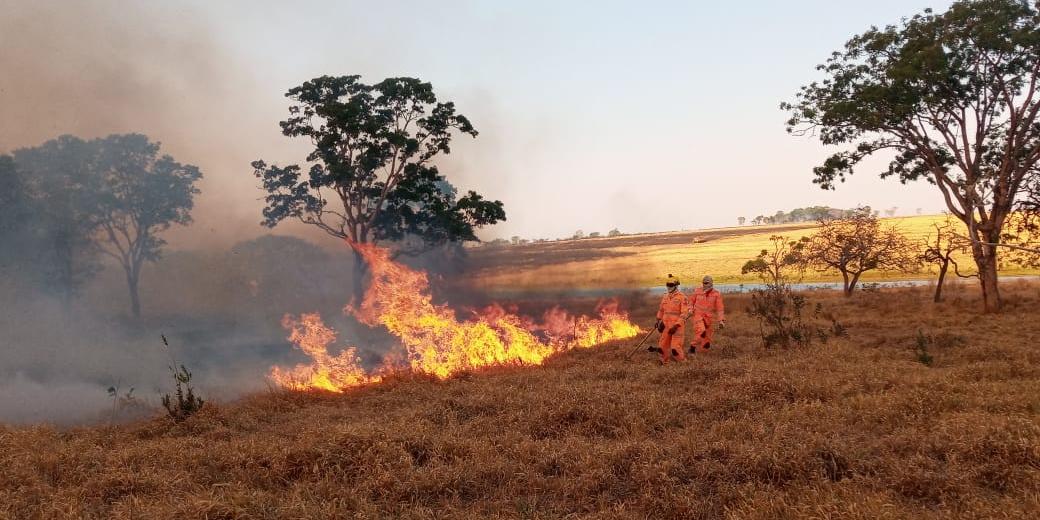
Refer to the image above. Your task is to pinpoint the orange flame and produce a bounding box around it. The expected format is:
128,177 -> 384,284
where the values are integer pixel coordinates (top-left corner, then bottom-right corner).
269,243 -> 639,391
268,313 -> 377,392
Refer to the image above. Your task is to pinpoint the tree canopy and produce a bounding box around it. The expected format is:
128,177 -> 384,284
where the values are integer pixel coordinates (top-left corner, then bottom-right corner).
797,212 -> 919,296
783,0 -> 1040,312
93,134 -> 202,317
252,75 -> 505,257
12,136 -> 106,302
8,134 -> 201,316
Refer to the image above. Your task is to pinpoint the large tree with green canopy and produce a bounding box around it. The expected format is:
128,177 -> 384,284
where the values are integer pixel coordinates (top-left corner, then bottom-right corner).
783,0 -> 1040,312
251,75 -> 506,293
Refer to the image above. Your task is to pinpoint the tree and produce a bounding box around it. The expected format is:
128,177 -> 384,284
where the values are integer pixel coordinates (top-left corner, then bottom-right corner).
93,134 -> 202,318
588,231 -> 601,238
252,76 -> 505,291
0,156 -> 33,276
740,235 -> 832,349
798,211 -> 919,296
921,217 -> 973,302
783,0 -> 1040,312
12,136 -> 105,305
741,235 -> 804,285
608,228 -> 622,237
572,230 -> 585,240
737,217 -> 746,226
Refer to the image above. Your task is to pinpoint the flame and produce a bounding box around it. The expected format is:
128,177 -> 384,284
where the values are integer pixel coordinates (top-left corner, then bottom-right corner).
269,242 -> 639,391
268,313 -> 376,392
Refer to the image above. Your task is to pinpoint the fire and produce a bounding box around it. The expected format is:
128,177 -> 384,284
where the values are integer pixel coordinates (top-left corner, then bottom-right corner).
269,242 -> 640,391
268,313 -> 377,392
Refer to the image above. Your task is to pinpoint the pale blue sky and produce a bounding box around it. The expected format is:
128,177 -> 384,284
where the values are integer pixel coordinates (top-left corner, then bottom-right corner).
1,0 -> 957,243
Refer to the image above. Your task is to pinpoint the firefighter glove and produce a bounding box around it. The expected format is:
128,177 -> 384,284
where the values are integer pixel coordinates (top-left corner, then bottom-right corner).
655,319 -> 665,332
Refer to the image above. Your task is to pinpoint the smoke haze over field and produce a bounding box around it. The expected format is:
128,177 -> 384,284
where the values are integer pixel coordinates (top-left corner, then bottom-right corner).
0,0 -> 309,249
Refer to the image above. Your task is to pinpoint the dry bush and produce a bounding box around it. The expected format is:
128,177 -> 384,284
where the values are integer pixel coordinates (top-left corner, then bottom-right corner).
1,284 -> 1039,519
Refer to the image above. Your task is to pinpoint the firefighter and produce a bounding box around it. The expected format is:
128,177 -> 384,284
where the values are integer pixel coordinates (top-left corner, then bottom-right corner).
654,274 -> 688,364
688,275 -> 725,354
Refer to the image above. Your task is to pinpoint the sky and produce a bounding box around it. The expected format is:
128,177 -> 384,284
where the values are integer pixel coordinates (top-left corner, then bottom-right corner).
0,0 -> 958,246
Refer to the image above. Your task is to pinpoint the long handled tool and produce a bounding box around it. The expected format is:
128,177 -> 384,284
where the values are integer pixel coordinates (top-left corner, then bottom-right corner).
625,327 -> 658,360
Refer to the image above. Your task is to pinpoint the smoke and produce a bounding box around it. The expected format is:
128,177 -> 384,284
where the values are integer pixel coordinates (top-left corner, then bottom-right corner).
0,234 -> 371,424
0,0 -> 305,249
0,1 -> 516,424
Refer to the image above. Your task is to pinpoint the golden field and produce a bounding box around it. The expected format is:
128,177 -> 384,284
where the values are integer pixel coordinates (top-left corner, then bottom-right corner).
2,281 -> 1039,519
464,215 -> 1040,290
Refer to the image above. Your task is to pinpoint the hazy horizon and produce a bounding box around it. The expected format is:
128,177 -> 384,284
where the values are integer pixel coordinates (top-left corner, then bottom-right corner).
0,0 -> 956,249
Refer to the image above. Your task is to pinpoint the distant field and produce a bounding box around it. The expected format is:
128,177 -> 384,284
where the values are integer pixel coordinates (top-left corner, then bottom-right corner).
464,215 -> 1040,290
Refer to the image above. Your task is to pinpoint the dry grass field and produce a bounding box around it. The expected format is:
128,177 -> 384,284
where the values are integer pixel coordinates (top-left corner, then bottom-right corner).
464,215 -> 1040,290
3,281 -> 1039,519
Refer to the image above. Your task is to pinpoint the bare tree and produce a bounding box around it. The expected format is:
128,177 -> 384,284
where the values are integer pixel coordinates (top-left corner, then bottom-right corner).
741,235 -> 803,286
798,211 -> 919,296
921,218 -> 973,303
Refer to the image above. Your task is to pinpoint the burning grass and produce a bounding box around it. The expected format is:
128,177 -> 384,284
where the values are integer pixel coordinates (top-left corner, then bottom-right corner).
2,282 -> 1040,518
269,242 -> 640,392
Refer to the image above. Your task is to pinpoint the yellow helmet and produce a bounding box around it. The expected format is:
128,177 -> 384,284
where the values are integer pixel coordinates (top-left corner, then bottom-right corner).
665,274 -> 680,287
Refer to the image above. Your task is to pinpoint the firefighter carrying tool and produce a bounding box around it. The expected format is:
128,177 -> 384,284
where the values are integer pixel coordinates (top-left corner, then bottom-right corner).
655,274 -> 688,364
689,275 -> 725,354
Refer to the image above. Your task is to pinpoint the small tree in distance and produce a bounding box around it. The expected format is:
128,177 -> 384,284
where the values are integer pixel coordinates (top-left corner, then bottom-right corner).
741,235 -> 804,286
797,211 -> 919,296
94,134 -> 202,318
12,137 -> 104,306
921,217 -> 972,303
742,235 -> 835,348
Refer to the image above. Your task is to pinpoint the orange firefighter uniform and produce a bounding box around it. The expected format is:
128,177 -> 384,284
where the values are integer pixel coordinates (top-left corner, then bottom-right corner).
688,285 -> 725,353
656,290 -> 689,363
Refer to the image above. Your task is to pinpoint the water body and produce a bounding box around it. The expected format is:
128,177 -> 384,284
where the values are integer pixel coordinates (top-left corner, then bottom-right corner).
481,276 -> 1040,299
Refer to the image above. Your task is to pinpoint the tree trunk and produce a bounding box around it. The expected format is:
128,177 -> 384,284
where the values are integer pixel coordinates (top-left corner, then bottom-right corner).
351,248 -> 369,304
933,259 -> 948,303
977,255 -> 1001,313
840,270 -> 852,296
847,272 -> 862,296
126,267 -> 141,319
969,234 -> 1002,313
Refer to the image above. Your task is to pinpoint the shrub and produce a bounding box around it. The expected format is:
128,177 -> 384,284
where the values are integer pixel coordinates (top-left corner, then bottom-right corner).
162,365 -> 205,422
747,284 -> 818,348
742,235 -> 842,348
